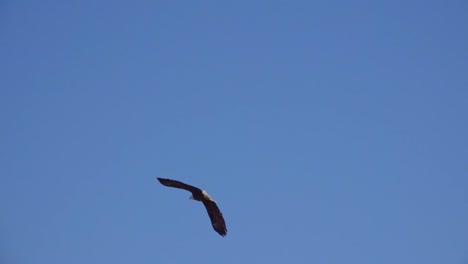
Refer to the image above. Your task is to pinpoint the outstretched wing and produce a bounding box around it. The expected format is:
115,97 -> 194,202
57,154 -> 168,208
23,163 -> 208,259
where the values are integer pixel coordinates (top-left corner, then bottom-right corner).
202,199 -> 227,237
156,178 -> 201,194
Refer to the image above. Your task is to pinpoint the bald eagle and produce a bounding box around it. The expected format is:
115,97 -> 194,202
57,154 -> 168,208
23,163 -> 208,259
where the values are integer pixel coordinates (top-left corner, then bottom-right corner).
156,178 -> 227,237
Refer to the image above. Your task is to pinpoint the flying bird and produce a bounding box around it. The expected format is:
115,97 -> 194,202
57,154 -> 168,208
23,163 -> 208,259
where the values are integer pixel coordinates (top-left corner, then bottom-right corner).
156,177 -> 227,237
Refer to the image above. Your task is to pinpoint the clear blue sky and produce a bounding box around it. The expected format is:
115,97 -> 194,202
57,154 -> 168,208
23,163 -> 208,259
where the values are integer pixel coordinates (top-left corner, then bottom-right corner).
1,1 -> 467,263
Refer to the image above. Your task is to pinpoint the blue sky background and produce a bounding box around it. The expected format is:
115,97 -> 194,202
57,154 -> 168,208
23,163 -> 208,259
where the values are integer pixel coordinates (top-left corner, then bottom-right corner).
1,1 -> 467,263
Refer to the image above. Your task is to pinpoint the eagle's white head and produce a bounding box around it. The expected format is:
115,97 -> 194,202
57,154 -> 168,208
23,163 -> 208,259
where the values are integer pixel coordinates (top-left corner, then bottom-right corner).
188,191 -> 215,202
202,190 -> 215,201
